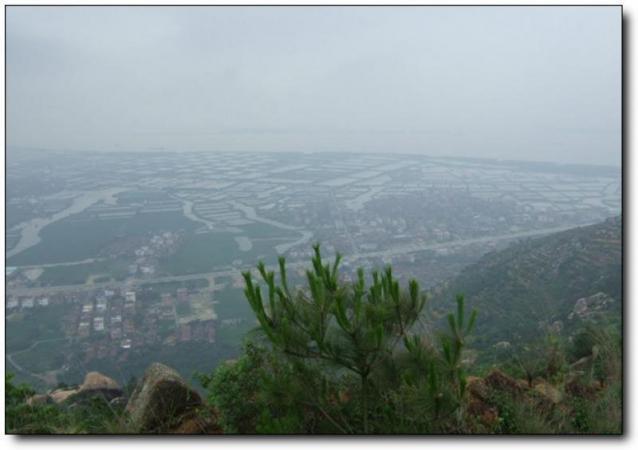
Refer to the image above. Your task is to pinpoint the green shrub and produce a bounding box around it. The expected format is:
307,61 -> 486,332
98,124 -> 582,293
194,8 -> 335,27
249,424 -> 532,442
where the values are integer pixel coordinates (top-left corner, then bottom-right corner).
5,373 -> 128,434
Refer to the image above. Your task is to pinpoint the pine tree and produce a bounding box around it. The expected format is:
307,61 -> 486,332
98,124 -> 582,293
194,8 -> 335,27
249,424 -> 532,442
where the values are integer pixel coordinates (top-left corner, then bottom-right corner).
242,244 -> 475,433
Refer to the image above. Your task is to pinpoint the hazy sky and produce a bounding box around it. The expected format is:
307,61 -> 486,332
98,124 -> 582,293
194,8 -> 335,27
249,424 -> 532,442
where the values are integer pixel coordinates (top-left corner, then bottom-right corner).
6,6 -> 621,165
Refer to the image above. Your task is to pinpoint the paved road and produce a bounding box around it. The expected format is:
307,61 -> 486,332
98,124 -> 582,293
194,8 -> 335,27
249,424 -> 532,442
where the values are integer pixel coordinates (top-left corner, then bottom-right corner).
342,223 -> 587,263
7,223 -> 591,297
13,258 -> 105,270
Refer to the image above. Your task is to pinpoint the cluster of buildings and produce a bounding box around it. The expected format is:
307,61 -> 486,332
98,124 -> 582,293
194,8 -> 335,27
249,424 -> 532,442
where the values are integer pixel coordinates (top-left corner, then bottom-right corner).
6,295 -> 50,310
126,232 -> 181,277
76,289 -> 136,347
7,282 -> 220,375
177,320 -> 216,343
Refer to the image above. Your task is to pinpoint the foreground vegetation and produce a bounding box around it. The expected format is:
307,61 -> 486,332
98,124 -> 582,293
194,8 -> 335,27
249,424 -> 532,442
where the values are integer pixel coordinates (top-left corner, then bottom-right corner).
6,246 -> 622,434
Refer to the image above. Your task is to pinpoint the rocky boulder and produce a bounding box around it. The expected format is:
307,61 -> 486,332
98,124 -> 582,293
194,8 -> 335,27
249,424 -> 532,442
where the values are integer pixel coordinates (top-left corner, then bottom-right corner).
483,369 -> 524,396
73,372 -> 123,403
49,372 -> 122,406
466,376 -> 499,428
49,388 -> 79,404
466,376 -> 489,401
79,372 -> 120,392
125,363 -> 203,433
26,394 -> 54,407
534,381 -> 562,405
568,292 -> 615,321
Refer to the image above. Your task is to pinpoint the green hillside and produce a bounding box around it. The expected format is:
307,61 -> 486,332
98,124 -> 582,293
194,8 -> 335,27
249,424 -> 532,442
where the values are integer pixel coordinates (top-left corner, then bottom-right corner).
430,216 -> 622,352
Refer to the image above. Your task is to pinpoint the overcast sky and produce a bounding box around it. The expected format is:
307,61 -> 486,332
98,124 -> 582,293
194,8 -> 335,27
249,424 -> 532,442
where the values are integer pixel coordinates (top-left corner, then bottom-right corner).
6,6 -> 621,165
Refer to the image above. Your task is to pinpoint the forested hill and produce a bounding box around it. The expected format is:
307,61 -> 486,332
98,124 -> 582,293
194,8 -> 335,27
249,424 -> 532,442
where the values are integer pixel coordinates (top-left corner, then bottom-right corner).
430,216 -> 622,352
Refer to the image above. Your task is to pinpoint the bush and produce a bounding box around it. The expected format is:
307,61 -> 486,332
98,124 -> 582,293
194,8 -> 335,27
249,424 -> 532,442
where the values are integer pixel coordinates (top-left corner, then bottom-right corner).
5,373 -> 127,434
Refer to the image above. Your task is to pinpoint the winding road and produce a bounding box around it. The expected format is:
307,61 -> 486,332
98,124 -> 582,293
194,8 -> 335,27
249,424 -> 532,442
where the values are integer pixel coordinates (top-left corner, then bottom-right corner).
6,337 -> 71,383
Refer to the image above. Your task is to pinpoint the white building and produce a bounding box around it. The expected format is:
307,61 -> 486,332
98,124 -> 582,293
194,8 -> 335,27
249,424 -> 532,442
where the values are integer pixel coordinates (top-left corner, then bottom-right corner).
7,298 -> 19,309
96,298 -> 108,312
93,317 -> 105,331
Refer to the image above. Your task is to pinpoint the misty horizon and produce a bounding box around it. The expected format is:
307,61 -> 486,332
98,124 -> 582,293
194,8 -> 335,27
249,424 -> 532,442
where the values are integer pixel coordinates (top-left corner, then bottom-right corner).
6,144 -> 623,170
6,6 -> 621,166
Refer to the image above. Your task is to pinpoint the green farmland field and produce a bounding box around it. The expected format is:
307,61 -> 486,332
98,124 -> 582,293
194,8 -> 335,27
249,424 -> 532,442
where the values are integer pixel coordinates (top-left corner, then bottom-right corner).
8,211 -> 198,266
160,231 -> 283,275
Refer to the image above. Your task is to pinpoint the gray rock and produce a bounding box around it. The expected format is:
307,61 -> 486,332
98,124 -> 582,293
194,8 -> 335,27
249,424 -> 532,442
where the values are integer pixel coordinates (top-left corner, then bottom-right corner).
26,394 -> 53,407
125,363 -> 202,433
568,292 -> 614,321
49,388 -> 79,404
53,372 -> 123,406
79,371 -> 120,392
71,372 -> 123,403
